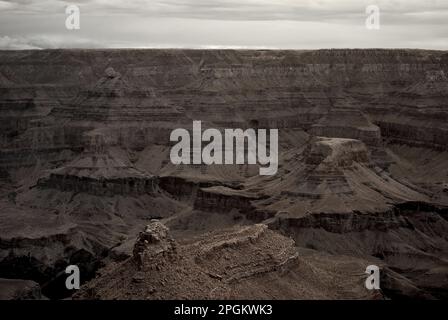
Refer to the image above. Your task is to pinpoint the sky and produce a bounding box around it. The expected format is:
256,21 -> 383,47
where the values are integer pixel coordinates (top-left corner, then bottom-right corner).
0,0 -> 447,50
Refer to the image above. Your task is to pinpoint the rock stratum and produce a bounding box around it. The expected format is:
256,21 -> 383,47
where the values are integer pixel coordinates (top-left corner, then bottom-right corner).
0,49 -> 447,299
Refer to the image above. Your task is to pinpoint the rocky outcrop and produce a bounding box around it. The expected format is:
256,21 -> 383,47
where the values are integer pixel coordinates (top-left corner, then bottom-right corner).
310,109 -> 382,147
0,278 -> 44,300
75,222 -> 380,300
132,220 -> 176,270
305,137 -> 370,167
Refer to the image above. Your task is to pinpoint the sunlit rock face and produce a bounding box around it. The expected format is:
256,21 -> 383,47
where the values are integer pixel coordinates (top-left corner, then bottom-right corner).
0,49 -> 447,299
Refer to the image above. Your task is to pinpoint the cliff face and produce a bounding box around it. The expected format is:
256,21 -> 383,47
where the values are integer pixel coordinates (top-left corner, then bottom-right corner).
0,49 -> 447,299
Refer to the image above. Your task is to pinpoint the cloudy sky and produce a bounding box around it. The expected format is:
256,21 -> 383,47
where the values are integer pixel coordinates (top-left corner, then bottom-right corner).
0,0 -> 447,49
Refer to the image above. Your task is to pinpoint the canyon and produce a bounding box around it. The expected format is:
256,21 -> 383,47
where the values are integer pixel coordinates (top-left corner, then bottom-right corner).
0,49 -> 447,299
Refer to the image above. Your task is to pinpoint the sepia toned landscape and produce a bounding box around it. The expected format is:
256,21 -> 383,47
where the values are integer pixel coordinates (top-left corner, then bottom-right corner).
0,49 -> 447,300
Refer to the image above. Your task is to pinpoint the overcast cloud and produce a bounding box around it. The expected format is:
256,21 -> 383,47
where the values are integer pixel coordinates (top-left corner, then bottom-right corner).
0,0 -> 447,49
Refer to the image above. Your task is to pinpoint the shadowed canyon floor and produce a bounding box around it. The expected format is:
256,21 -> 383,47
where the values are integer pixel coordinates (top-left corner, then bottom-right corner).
0,49 -> 447,299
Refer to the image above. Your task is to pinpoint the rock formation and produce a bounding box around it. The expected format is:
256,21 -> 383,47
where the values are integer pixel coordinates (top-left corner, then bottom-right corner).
74,222 -> 382,300
0,278 -> 44,300
132,220 -> 176,270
